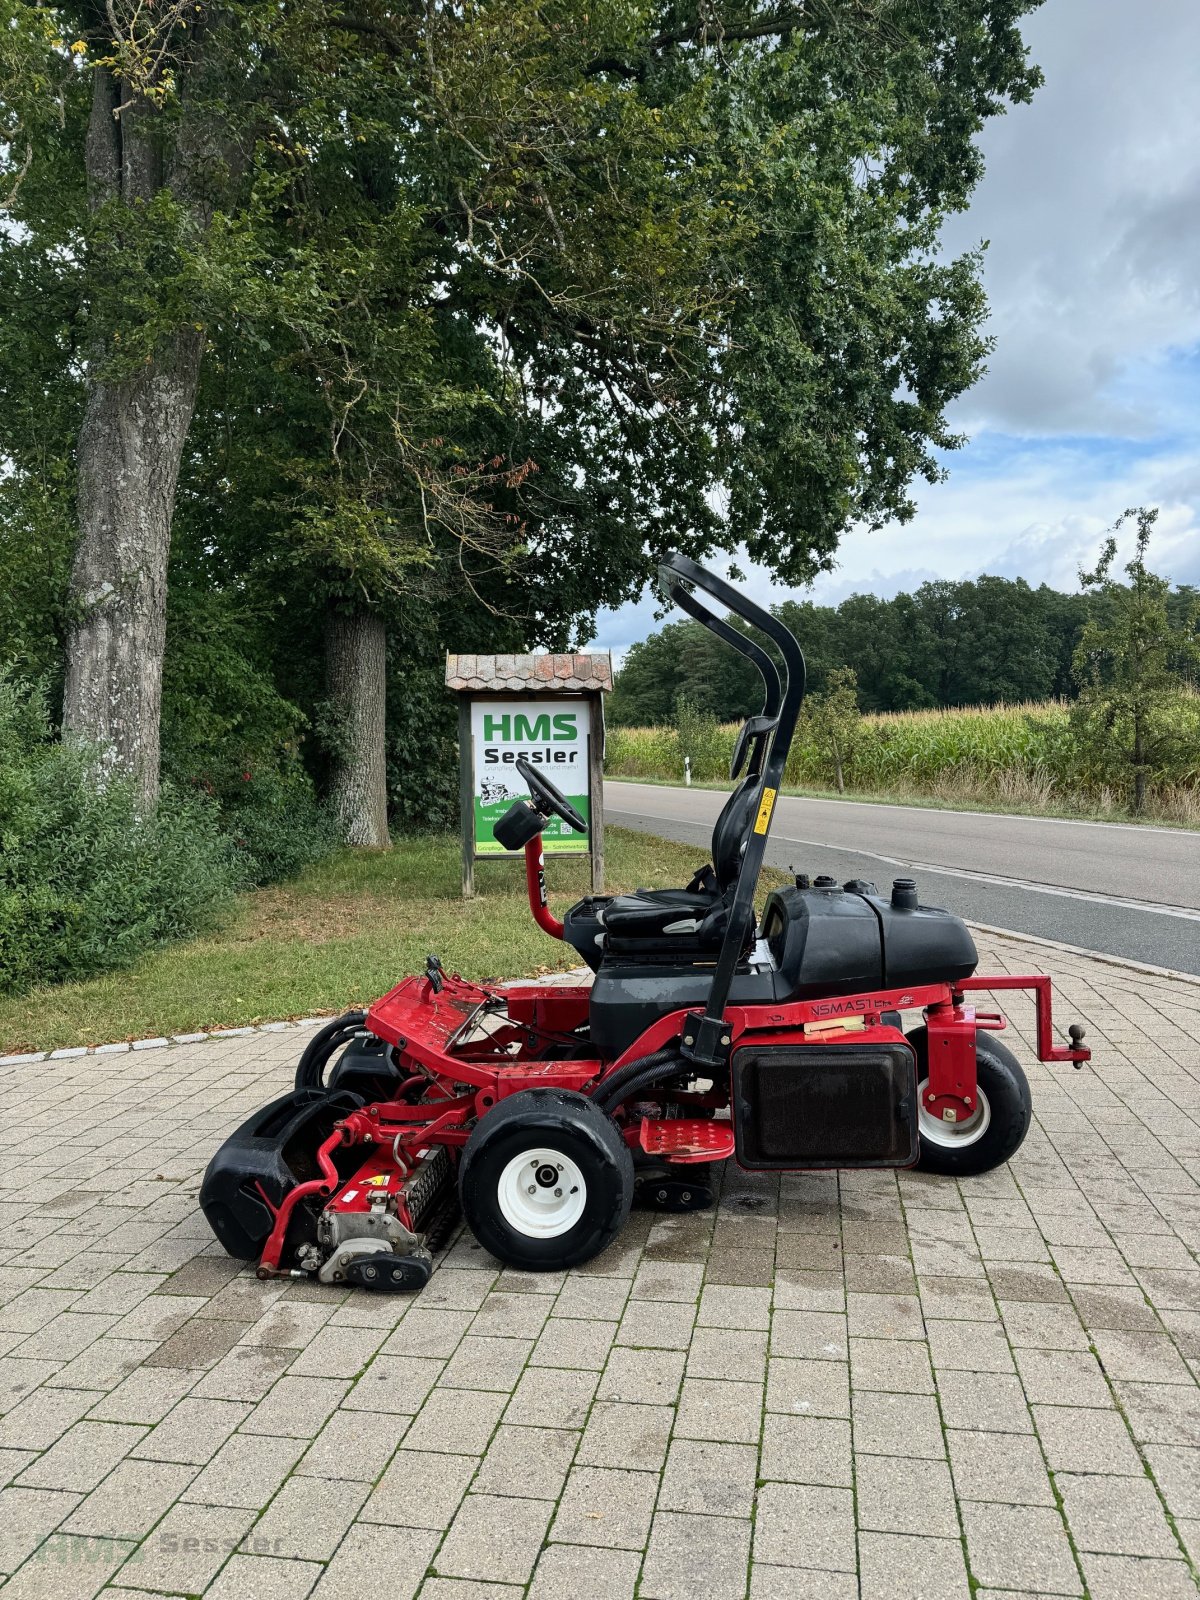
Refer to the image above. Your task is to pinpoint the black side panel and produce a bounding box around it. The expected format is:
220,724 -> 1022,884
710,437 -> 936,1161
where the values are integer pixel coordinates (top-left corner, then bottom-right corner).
199,1089 -> 362,1260
326,1034 -> 402,1101
872,897 -> 978,987
761,887 -> 883,999
732,1042 -> 918,1169
589,965 -> 778,1059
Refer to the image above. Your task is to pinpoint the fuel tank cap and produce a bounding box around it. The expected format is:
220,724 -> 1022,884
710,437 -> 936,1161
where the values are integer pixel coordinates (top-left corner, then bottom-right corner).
891,877 -> 919,909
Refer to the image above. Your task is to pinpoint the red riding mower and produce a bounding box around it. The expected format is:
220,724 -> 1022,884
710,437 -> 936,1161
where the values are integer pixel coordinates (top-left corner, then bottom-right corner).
201,555 -> 1090,1290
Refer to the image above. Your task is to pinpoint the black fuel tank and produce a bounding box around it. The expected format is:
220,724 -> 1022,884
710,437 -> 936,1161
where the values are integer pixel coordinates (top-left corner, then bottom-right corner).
761,882 -> 977,999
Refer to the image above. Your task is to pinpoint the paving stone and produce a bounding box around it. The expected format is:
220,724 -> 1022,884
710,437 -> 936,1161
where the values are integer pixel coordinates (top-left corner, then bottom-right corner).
693,1282 -> 773,1333
858,1530 -> 971,1600
759,1412 -> 852,1487
628,1262 -> 704,1302
766,1355 -> 850,1418
552,1277 -> 632,1322
947,1428 -> 1056,1505
576,1400 -> 673,1470
641,1509 -> 753,1600
0,1386 -> 105,1451
674,1375 -> 762,1443
1080,1553 -> 1200,1600
246,1473 -> 368,1561
436,1492 -> 554,1584
615,1298 -> 696,1350
770,1308 -> 848,1360
685,1325 -> 767,1378
936,1369 -> 1034,1432
293,1407 -> 410,1483
286,1324 -> 387,1380
847,1293 -> 925,1340
312,1524 -> 439,1600
595,1347 -> 684,1407
469,1291 -> 555,1340
529,1316 -> 616,1371
658,1437 -> 758,1515
419,1582 -> 520,1600
131,1395 -> 248,1463
117,1499 -> 255,1593
505,1364 -> 599,1427
87,1365 -> 197,1423
16,1419 -> 144,1492
961,1501 -> 1083,1594
1031,1403 -> 1145,1474
750,1566 -> 857,1600
439,1335 -> 533,1392
2,1530 -> 133,1599
1115,1380 -> 1200,1446
773,1267 -> 848,1309
0,1485 -> 82,1571
405,1385 -> 506,1454
1090,1328 -> 1194,1384
363,1447 -> 477,1530
998,1298 -> 1090,1350
241,1376 -> 349,1438
856,1452 -> 960,1537
472,1423 -> 578,1501
1057,1471 -> 1181,1557
1144,1442 -> 1200,1519
927,1317 -> 1016,1374
341,1354 -> 443,1414
527,1541 -> 641,1600
184,1430 -> 306,1509
549,1463 -> 657,1549
753,1480 -> 856,1573
1015,1348 -> 1116,1409
850,1335 -> 935,1394
206,1553 -> 323,1600
853,1389 -> 946,1459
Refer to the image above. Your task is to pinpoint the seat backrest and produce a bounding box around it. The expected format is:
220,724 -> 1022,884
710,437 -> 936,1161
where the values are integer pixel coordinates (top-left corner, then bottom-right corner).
711,774 -> 759,891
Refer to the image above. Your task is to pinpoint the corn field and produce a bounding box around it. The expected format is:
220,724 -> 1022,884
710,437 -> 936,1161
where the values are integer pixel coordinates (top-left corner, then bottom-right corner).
606,699 -> 1200,824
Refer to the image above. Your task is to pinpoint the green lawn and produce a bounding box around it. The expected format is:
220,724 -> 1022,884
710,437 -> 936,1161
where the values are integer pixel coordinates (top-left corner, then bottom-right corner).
0,828 -> 785,1055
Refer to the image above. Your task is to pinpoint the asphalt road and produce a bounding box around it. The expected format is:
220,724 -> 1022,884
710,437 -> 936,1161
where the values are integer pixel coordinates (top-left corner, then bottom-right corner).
605,780 -> 1200,976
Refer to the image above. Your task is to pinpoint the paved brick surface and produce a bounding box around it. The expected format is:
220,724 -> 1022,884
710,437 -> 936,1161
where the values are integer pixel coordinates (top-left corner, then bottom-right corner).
1,932 -> 1198,1598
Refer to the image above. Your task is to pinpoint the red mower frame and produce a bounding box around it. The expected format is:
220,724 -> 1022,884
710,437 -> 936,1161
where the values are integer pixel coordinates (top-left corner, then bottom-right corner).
206,551 -> 1091,1290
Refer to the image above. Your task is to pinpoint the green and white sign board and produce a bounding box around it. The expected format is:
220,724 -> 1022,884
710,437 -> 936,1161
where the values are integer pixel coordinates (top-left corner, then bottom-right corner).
470,698 -> 592,856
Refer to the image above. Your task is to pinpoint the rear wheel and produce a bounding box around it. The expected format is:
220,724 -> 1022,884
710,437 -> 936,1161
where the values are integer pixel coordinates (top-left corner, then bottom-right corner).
906,1026 -> 1031,1177
459,1089 -> 634,1270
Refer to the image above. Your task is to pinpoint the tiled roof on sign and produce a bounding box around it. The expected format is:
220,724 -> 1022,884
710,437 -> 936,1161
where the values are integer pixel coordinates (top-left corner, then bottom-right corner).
445,652 -> 613,694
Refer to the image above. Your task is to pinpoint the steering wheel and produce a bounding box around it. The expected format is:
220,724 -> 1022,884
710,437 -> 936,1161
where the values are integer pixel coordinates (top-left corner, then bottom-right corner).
516,756 -> 588,835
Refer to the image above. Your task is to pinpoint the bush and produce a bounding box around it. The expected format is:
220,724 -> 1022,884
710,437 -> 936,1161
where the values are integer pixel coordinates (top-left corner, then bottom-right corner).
0,677 -> 240,996
221,768 -> 340,887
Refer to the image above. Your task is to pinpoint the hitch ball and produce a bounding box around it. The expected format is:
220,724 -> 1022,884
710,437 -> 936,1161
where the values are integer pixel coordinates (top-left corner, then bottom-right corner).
1068,1022 -> 1086,1067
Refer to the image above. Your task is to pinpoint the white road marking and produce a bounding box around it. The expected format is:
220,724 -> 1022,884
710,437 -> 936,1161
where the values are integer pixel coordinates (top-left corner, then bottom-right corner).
606,808 -> 1200,924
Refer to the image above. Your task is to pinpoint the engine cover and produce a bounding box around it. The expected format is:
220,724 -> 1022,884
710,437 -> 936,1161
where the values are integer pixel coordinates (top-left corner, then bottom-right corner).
732,1035 -> 918,1169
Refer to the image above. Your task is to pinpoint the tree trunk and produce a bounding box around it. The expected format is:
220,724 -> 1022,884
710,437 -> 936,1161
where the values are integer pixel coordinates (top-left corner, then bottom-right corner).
326,605 -> 392,848
61,60 -> 220,805
63,331 -> 204,805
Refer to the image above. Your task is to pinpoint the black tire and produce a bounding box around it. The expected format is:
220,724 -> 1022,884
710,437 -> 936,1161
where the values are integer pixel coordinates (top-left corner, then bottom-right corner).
907,1025 -> 1032,1178
459,1089 -> 635,1271
294,1011 -> 367,1092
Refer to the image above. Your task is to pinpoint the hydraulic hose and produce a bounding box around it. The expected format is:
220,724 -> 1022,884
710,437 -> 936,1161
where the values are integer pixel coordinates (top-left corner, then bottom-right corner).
294,1010 -> 367,1092
593,1047 -> 689,1115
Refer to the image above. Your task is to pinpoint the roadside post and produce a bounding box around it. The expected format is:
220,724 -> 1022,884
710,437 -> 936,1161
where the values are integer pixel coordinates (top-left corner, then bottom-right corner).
445,652 -> 612,898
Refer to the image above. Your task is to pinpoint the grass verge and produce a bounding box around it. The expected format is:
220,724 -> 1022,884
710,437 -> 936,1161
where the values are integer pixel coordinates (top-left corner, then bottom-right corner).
0,827 -> 787,1055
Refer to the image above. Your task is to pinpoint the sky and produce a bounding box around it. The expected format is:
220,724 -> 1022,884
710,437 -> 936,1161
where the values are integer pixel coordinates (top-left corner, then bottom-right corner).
588,0 -> 1200,660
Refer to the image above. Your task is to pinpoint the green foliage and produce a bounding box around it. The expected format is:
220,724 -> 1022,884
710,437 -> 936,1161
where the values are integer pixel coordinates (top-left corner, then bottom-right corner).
221,770 -> 339,888
0,676 -> 239,995
1071,508 -> 1200,811
609,574 -> 1089,725
673,696 -> 729,784
800,666 -> 862,793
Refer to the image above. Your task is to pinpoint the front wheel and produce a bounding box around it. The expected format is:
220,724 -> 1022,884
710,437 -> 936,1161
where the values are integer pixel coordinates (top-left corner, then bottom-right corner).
459,1089 -> 634,1270
906,1026 -> 1031,1178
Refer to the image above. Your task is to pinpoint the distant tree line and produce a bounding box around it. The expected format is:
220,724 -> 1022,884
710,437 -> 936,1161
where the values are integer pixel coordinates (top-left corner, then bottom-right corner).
609,574 -> 1200,724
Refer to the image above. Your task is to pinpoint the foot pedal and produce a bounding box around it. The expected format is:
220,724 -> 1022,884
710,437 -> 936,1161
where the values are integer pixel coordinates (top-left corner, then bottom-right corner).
345,1250 -> 432,1291
636,1178 -> 714,1213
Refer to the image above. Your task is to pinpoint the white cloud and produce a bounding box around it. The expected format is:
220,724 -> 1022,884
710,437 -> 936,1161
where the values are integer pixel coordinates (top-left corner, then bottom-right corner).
590,0 -> 1200,654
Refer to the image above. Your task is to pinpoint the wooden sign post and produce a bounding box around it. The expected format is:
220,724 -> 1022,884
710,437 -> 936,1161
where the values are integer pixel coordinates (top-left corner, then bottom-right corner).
446,653 -> 612,898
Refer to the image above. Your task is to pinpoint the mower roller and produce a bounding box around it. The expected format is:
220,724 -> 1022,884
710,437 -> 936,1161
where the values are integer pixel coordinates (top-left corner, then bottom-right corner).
200,554 -> 1091,1288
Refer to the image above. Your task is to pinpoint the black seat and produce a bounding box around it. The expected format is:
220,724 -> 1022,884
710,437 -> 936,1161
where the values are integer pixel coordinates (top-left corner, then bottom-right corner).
562,771 -> 760,967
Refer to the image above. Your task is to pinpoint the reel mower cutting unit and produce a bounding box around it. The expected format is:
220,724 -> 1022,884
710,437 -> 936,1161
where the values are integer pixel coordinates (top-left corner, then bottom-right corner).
201,555 -> 1090,1289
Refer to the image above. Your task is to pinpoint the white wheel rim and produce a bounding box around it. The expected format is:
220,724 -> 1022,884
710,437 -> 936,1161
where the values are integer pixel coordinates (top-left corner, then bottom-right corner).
497,1147 -> 587,1239
917,1079 -> 992,1149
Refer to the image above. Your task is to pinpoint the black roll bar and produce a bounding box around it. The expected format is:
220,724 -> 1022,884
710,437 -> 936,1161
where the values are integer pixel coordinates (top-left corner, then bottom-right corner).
667,575 -> 782,780
658,552 -> 807,1069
